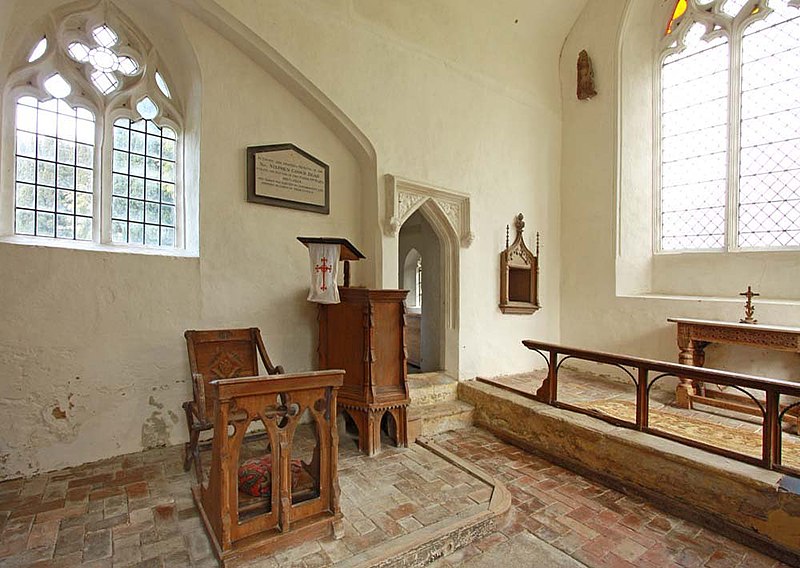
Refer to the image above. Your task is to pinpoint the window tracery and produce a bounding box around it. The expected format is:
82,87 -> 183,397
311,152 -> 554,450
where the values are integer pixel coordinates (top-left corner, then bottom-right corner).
3,3 -> 183,250
66,24 -> 140,95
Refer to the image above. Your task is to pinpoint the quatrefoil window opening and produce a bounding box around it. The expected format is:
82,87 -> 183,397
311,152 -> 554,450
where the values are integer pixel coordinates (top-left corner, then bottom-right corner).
66,24 -> 140,95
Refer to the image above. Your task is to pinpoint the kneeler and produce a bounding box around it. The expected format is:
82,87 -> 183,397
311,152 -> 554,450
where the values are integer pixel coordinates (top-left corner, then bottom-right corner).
194,370 -> 344,565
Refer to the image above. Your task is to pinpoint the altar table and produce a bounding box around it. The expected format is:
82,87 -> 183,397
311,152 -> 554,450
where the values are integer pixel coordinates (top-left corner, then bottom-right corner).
667,318 -> 800,421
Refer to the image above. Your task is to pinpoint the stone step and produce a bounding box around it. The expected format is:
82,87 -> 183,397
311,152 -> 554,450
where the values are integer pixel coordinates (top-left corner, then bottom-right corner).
407,372 -> 459,406
407,400 -> 474,442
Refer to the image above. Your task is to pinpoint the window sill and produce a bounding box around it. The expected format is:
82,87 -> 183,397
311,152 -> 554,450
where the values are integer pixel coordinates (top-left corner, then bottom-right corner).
654,247 -> 800,256
0,234 -> 199,258
616,292 -> 800,307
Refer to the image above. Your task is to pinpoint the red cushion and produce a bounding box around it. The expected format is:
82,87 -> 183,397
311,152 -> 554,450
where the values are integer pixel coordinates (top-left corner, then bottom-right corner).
237,455 -> 316,498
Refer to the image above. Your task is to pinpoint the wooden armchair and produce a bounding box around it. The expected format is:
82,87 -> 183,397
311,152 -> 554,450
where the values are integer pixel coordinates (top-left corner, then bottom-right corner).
183,328 -> 285,481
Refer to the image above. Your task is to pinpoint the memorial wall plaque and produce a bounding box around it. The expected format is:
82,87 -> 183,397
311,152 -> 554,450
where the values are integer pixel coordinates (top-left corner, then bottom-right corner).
247,143 -> 329,214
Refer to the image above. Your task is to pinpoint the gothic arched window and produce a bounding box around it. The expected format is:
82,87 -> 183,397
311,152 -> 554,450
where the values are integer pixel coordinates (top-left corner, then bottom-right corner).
658,0 -> 800,251
3,4 -> 184,249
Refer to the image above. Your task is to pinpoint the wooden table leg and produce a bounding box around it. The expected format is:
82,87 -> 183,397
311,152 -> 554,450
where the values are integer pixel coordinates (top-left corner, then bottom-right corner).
692,340 -> 708,396
676,326 -> 697,408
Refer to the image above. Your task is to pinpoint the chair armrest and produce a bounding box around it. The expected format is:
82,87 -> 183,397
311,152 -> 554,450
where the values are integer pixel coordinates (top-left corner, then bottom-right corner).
191,373 -> 207,423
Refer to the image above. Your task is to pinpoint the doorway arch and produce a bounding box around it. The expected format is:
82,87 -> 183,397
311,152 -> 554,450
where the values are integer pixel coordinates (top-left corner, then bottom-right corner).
399,214 -> 441,372
384,175 -> 473,378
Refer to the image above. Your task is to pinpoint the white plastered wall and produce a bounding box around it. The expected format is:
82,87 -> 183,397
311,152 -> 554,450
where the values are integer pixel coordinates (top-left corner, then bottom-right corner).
0,0 -> 363,479
559,0 -> 800,379
209,0 -> 588,379
0,0 -> 589,478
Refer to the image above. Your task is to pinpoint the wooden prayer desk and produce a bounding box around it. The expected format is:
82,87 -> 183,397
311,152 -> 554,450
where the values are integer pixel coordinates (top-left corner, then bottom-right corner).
193,370 -> 343,566
668,318 -> 800,421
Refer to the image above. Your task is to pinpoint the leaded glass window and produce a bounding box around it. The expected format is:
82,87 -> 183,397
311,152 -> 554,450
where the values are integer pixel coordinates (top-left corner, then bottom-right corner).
739,2 -> 800,247
4,5 -> 183,251
658,0 -> 800,251
111,118 -> 177,246
14,97 -> 95,240
415,257 -> 423,308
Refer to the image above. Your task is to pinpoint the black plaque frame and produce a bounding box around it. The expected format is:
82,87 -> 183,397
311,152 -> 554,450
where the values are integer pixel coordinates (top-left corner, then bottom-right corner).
246,143 -> 330,214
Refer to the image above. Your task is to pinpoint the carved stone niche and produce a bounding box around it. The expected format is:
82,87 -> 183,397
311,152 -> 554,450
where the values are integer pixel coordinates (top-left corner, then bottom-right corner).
499,214 -> 540,315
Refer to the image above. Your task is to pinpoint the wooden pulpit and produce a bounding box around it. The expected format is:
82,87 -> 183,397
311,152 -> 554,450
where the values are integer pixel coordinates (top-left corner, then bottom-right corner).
298,236 -> 410,456
193,370 -> 344,566
318,287 -> 410,456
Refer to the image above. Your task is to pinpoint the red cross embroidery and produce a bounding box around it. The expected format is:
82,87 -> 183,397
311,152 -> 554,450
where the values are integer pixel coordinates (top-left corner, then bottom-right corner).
315,257 -> 332,291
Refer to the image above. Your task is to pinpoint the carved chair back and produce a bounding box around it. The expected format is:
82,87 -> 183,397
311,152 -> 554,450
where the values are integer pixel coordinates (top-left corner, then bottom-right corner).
185,328 -> 283,422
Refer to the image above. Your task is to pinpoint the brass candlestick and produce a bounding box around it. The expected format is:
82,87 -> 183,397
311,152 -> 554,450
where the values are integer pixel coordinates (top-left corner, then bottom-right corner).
739,285 -> 759,324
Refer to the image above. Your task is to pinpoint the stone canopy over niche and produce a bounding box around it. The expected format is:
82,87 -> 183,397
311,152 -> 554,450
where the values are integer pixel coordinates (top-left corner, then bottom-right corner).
384,175 -> 474,248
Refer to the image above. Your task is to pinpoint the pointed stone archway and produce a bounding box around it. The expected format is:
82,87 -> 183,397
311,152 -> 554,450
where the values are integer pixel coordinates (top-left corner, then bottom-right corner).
384,175 -> 473,379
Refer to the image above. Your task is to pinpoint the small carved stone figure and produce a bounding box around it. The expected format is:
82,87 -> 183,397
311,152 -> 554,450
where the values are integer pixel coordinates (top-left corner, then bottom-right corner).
514,212 -> 525,233
577,49 -> 597,100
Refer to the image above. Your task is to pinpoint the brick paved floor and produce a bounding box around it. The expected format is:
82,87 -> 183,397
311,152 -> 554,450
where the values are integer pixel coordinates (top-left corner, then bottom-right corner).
0,427 -> 493,568
0,425 -> 791,567
429,428 -> 791,568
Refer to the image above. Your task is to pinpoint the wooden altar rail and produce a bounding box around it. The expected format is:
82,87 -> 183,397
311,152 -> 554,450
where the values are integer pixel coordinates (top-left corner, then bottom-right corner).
516,340 -> 800,476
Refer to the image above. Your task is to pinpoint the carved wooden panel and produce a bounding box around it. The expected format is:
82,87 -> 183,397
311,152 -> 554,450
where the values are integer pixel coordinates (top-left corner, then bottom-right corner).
499,214 -> 540,315
186,329 -> 261,418
194,371 -> 343,564
688,325 -> 800,351
318,288 -> 410,455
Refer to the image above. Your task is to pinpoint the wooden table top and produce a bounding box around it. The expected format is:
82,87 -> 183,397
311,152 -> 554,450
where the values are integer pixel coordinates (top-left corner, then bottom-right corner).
667,317 -> 800,335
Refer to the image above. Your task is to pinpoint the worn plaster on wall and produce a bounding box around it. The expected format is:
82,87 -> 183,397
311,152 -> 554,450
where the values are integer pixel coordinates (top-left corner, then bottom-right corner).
0,0 -> 589,479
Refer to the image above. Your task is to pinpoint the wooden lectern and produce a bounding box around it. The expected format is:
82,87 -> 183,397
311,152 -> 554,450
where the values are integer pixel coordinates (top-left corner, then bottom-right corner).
297,236 -> 365,287
299,237 -> 410,456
